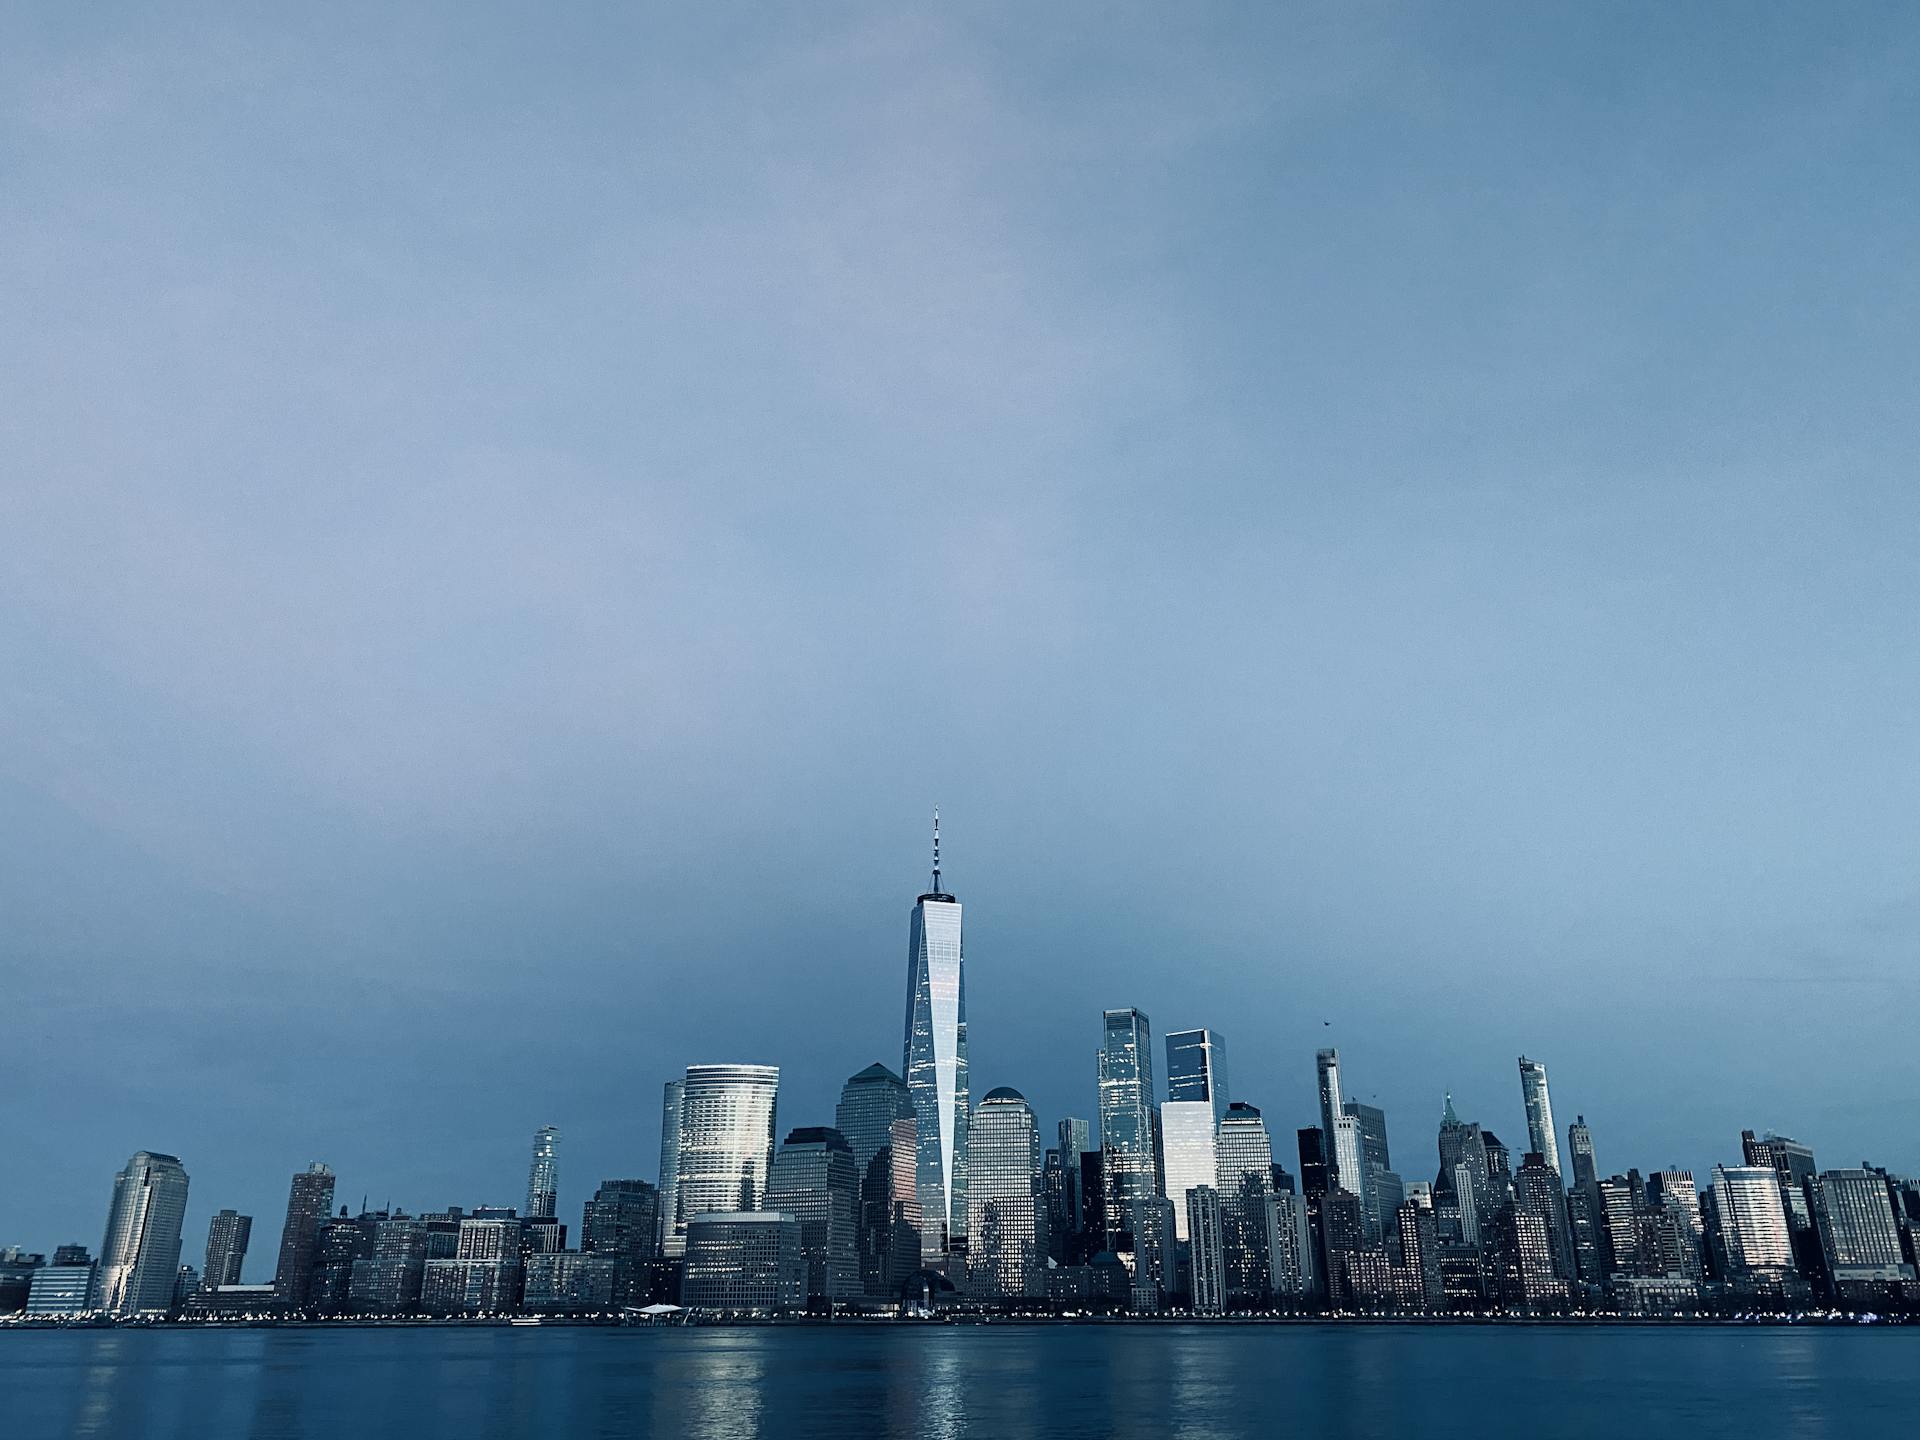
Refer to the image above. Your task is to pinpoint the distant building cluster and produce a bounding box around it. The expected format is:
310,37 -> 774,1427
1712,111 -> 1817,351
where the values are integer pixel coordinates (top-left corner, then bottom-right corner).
8,822 -> 1919,1323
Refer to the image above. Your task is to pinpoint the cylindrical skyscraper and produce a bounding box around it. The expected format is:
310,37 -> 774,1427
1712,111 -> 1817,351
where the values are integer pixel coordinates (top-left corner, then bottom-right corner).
1518,1056 -> 1562,1178
671,1063 -> 780,1251
525,1126 -> 560,1220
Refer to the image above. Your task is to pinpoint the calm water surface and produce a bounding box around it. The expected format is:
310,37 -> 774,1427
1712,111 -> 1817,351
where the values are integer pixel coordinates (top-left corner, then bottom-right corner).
3,1324 -> 1912,1439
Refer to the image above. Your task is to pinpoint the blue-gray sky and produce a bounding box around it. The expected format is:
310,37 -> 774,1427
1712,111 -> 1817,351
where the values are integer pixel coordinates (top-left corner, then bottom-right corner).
4,3 -> 1917,1269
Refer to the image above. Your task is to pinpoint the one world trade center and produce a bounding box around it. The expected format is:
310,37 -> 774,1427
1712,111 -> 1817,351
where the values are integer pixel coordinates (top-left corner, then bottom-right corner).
903,811 -> 968,1268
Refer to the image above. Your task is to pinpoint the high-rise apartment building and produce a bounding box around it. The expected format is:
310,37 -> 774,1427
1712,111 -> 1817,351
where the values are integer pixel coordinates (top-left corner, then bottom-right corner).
967,1088 -> 1043,1298
201,1209 -> 251,1290
1812,1169 -> 1914,1283
94,1152 -> 190,1316
1098,1008 -> 1159,1255
1186,1186 -> 1226,1314
580,1179 -> 660,1303
682,1212 -> 805,1312
273,1162 -> 335,1309
1711,1165 -> 1796,1278
1517,1056 -> 1562,1178
903,815 -> 968,1266
672,1064 -> 780,1253
765,1127 -> 859,1303
525,1126 -> 560,1220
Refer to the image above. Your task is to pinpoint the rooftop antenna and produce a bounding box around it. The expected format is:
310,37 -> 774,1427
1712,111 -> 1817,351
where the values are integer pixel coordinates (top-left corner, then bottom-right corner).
931,807 -> 942,893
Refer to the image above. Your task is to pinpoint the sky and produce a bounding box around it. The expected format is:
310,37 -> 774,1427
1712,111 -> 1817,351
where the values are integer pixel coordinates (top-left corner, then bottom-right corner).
3,3 -> 1917,1272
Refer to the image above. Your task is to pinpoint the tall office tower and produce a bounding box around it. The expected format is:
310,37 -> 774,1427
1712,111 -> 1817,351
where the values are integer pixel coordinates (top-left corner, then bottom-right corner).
673,1064 -> 780,1253
348,1215 -> 428,1313
1647,1169 -> 1704,1278
1567,1115 -> 1597,1188
1513,1153 -> 1574,1280
657,1081 -> 685,1255
1042,1149 -> 1071,1262
1484,1203 -> 1567,1308
967,1088 -> 1043,1298
1812,1170 -> 1914,1283
201,1210 -> 251,1290
94,1151 -> 191,1316
1516,1057 -> 1562,1178
525,1126 -> 560,1220
1215,1102 -> 1276,1301
1296,1128 -> 1329,1198
1078,1150 -> 1107,1257
1165,1029 -> 1231,1111
1316,1049 -> 1345,1173
1161,1028 -> 1229,1243
1267,1190 -> 1318,1300
273,1162 -> 336,1309
1186,1186 -> 1226,1314
1099,1008 -> 1159,1255
1710,1165 -> 1796,1279
766,1127 -> 860,1303
581,1179 -> 660,1304
1481,1131 -> 1515,1206
836,1062 -> 920,1296
1320,1189 -> 1368,1305
1057,1118 -> 1091,1248
1565,1183 -> 1604,1286
1331,1116 -> 1366,1203
681,1212 -> 805,1312
1435,1097 -> 1493,1243
1740,1129 -> 1819,1246
1343,1100 -> 1393,1240
903,814 -> 968,1266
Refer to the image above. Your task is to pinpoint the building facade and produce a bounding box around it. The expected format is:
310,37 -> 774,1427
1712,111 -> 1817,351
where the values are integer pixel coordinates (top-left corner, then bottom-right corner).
526,1127 -> 560,1220
272,1162 -> 335,1310
903,816 -> 968,1267
201,1210 -> 251,1290
682,1212 -> 805,1312
765,1127 -> 860,1303
94,1151 -> 190,1316
966,1088 -> 1042,1298
672,1064 -> 780,1252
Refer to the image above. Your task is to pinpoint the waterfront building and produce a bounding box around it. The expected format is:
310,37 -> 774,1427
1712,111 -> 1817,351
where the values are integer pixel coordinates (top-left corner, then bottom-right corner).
526,1126 -> 560,1220
1485,1203 -> 1567,1308
1742,1129 -> 1823,1279
183,1283 -> 279,1318
348,1215 -> 428,1312
1394,1195 -> 1443,1305
309,1211 -> 373,1313
201,1210 -> 250,1290
673,1063 -> 780,1251
0,1251 -> 45,1313
1215,1102 -> 1275,1301
1517,1056 -> 1562,1178
95,1151 -> 190,1316
523,1251 -> 618,1311
26,1259 -> 93,1315
657,1080 -> 684,1256
581,1179 -> 659,1302
1812,1169 -> 1914,1283
902,814 -> 969,1267
682,1212 -> 805,1312
1186,1186 -> 1226,1314
966,1088 -> 1043,1298
1710,1165 -> 1797,1280
765,1127 -> 860,1302
1567,1115 -> 1597,1188
1099,1008 -> 1160,1258
272,1162 -> 335,1309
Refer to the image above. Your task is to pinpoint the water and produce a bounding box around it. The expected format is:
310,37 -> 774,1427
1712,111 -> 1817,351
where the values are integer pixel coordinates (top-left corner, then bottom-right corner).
3,1324 -> 1911,1439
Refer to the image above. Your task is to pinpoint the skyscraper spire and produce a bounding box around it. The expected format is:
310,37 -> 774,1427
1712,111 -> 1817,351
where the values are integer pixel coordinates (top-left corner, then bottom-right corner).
931,807 -> 941,893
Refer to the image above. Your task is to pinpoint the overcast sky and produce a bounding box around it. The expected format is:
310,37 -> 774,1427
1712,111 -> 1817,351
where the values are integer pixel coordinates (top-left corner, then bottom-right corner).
4,3 -> 1917,1270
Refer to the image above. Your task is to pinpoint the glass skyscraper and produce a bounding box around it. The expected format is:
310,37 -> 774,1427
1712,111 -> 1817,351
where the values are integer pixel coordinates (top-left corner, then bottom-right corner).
1567,1114 -> 1597,1187
1517,1056 -> 1562,1178
201,1209 -> 251,1290
525,1126 -> 560,1220
657,1080 -> 684,1255
1160,1028 -> 1228,1244
94,1151 -> 190,1316
835,1063 -> 920,1300
1098,1008 -> 1159,1255
903,815 -> 968,1266
673,1064 -> 780,1251
967,1087 -> 1042,1297
765,1127 -> 860,1302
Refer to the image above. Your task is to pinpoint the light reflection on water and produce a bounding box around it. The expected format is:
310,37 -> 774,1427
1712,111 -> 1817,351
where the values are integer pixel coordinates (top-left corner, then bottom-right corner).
2,1324 -> 1910,1440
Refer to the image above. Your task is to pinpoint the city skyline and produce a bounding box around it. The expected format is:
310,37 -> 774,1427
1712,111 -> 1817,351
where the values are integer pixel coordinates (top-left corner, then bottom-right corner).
6,825 -> 1913,1289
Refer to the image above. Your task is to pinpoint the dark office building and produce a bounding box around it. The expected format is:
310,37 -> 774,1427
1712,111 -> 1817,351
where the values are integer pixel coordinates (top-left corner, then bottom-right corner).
201,1210 -> 251,1290
273,1162 -> 336,1310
